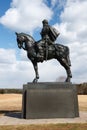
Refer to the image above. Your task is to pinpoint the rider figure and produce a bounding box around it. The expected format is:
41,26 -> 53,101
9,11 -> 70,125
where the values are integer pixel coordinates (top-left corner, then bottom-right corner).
36,19 -> 60,61
41,19 -> 53,45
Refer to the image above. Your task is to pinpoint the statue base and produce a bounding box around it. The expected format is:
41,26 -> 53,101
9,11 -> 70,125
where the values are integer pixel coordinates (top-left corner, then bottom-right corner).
22,82 -> 79,119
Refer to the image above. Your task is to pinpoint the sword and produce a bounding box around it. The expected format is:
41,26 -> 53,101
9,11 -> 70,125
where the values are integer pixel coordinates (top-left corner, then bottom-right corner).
45,38 -> 48,61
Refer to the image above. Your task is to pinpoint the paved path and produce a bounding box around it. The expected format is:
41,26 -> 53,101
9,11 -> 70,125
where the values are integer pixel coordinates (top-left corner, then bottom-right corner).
0,111 -> 87,125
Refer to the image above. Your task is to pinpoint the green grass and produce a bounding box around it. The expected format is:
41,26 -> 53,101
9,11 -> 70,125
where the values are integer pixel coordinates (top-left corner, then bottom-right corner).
0,124 -> 87,130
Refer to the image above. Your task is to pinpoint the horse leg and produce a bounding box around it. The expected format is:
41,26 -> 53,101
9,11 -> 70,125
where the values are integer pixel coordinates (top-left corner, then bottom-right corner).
58,58 -> 72,82
65,67 -> 72,82
32,61 -> 39,83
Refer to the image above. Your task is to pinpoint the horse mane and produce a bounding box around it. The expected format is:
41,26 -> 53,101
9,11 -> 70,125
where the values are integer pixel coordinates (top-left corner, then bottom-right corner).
19,32 -> 35,43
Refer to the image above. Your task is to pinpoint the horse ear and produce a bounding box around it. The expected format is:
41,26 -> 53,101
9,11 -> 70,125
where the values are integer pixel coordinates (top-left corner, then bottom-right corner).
15,32 -> 18,36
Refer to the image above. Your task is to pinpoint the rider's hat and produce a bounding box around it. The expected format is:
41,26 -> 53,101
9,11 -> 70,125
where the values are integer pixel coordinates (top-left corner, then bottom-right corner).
42,19 -> 48,24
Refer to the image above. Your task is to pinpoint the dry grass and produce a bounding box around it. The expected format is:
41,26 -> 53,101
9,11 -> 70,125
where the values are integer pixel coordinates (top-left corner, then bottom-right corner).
78,95 -> 87,111
0,94 -> 22,114
0,124 -> 87,130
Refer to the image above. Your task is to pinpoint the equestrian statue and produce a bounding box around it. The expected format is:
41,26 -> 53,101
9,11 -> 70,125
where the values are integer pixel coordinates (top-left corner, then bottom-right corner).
15,19 -> 72,83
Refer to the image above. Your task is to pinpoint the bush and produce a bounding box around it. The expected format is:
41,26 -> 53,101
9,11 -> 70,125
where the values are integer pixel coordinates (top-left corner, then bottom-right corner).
77,83 -> 87,95
0,89 -> 22,94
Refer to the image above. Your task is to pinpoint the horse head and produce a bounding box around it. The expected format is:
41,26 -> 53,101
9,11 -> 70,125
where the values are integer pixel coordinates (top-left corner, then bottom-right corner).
15,32 -> 25,49
15,32 -> 35,49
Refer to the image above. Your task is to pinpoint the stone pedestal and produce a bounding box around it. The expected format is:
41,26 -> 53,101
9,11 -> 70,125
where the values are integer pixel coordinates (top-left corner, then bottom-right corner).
22,83 -> 79,119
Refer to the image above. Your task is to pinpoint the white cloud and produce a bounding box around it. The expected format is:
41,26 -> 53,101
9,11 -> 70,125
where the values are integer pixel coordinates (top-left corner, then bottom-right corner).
54,0 -> 87,43
0,0 -> 53,33
51,0 -> 66,9
20,49 -> 28,61
54,0 -> 87,83
51,0 -> 58,7
0,49 -> 16,64
61,0 -> 87,42
69,42 -> 87,83
0,48 -> 34,88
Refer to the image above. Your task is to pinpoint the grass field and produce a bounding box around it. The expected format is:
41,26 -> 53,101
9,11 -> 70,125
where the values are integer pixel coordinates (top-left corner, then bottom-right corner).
0,94 -> 87,130
0,94 -> 22,113
0,124 -> 87,130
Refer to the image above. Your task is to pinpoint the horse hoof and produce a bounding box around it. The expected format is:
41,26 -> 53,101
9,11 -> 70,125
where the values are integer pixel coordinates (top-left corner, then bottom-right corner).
33,78 -> 38,83
65,78 -> 71,82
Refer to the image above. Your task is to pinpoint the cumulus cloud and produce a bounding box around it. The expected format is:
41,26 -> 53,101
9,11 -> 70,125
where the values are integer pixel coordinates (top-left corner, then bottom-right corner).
51,0 -> 66,9
54,0 -> 87,83
69,42 -> 87,83
0,49 -> 16,64
0,48 -> 34,88
0,0 -> 53,33
56,0 -> 87,44
20,49 -> 28,61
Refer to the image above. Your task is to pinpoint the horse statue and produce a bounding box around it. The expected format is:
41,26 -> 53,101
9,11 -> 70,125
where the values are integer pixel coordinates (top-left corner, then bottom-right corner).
15,32 -> 72,83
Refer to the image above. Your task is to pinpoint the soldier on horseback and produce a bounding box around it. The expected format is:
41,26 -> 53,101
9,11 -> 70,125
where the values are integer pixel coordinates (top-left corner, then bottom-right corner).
16,31 -> 72,82
36,19 -> 60,61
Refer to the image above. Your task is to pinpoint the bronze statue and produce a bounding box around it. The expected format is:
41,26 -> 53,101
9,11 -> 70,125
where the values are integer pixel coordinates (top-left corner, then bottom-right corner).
15,20 -> 72,83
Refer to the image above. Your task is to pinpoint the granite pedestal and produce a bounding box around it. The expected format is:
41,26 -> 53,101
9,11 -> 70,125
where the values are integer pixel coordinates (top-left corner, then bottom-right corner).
22,83 -> 79,119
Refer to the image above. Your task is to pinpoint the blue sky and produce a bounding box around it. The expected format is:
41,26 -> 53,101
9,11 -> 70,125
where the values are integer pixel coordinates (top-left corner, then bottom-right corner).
0,0 -> 11,16
0,0 -> 87,88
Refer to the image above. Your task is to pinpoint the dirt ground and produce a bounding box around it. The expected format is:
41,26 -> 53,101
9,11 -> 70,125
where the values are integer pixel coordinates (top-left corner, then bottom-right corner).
0,94 -> 87,114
